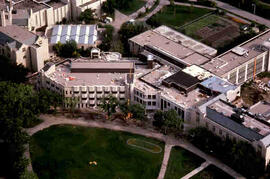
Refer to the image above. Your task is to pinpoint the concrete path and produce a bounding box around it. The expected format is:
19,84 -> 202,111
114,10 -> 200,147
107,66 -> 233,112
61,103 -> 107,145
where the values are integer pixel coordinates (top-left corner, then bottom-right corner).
181,161 -> 210,179
110,10 -> 130,31
157,144 -> 173,179
27,114 -> 245,179
213,0 -> 270,27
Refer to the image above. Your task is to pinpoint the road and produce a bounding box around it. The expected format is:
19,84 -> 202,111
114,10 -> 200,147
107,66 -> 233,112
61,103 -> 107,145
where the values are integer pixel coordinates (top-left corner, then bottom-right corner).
213,0 -> 270,27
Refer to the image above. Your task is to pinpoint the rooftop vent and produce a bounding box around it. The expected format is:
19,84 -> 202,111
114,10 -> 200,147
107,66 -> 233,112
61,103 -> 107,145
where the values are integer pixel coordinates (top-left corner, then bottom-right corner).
232,47 -> 248,56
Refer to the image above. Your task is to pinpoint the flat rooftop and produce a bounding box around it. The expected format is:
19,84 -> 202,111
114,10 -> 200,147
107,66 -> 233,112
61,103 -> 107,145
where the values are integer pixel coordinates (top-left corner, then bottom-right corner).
13,0 -> 49,12
208,100 -> 270,138
129,29 -> 211,66
250,101 -> 270,121
200,76 -> 238,94
202,29 -> 270,77
154,26 -> 217,57
46,60 -> 129,87
135,65 -> 210,108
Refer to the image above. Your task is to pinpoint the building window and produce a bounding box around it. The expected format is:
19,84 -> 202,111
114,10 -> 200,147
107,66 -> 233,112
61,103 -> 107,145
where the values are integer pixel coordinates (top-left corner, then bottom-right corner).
164,101 -> 167,108
148,101 -> 151,106
152,102 -> 156,106
148,95 -> 151,99
212,126 -> 215,132
22,47 -> 26,52
70,91 -> 72,94
219,129 -> 222,135
152,95 -> 156,99
168,103 -> 170,107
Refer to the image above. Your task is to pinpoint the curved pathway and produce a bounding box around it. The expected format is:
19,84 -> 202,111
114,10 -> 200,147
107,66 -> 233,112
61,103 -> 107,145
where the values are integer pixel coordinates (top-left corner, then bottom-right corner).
27,114 -> 245,179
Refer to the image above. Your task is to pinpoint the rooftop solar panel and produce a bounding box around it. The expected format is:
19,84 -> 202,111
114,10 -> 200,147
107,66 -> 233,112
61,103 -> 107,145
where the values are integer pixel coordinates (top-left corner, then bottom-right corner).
52,25 -> 61,36
70,25 -> 79,36
61,25 -> 68,36
80,26 -> 87,36
50,35 -> 59,44
78,35 -> 86,44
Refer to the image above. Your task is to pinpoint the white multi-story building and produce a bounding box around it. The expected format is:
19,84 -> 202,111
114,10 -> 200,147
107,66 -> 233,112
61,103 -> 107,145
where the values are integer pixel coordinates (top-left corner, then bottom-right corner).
37,59 -> 134,108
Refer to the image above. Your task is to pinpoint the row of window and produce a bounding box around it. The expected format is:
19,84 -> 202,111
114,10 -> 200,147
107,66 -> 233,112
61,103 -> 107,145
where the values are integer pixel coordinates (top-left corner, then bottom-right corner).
134,89 -> 156,100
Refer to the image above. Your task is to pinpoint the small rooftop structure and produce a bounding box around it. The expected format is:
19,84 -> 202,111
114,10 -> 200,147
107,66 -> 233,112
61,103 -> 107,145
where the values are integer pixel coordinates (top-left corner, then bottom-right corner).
200,76 -> 237,94
50,25 -> 98,46
162,71 -> 200,93
70,61 -> 134,73
182,65 -> 212,80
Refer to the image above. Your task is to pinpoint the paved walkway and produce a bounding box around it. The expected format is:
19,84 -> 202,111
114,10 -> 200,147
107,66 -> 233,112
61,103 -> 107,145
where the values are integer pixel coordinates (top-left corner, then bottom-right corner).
157,144 -> 173,179
213,0 -> 270,27
174,2 -> 216,10
181,161 -> 210,179
27,114 -> 245,179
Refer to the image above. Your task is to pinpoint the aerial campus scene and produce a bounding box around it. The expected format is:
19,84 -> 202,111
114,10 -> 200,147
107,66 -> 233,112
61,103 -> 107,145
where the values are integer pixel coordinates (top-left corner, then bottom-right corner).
1,0 -> 270,179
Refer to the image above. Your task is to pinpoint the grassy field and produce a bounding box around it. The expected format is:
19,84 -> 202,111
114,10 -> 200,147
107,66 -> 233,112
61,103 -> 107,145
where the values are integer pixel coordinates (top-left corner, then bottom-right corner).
164,146 -> 205,179
181,14 -> 220,39
191,165 -> 233,179
30,125 -> 164,179
118,0 -> 146,15
147,5 -> 212,28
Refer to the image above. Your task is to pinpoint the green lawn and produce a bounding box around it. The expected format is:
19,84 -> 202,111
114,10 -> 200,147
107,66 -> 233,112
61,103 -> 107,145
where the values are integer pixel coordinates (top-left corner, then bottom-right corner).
30,125 -> 164,179
191,165 -> 234,179
146,5 -> 212,28
164,146 -> 205,179
182,14 -> 220,39
118,0 -> 146,15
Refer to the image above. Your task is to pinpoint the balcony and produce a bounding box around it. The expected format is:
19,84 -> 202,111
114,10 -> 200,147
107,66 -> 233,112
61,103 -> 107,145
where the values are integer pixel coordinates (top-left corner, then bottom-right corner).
81,86 -> 87,92
73,86 -> 80,92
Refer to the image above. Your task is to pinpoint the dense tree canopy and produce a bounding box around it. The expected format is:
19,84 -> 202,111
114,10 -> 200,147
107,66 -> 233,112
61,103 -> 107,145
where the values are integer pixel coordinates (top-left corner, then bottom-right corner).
118,22 -> 149,55
79,9 -> 96,24
188,127 -> 265,178
100,95 -> 119,118
53,40 -> 80,58
0,55 -> 28,83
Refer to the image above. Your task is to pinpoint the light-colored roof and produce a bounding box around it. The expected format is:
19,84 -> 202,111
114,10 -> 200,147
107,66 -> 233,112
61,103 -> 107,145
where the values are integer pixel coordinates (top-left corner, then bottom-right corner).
202,29 -> 270,77
50,25 -> 97,45
153,26 -> 217,57
182,65 -> 213,80
129,28 -> 212,66
45,60 -> 129,87
71,61 -> 134,70
200,76 -> 238,94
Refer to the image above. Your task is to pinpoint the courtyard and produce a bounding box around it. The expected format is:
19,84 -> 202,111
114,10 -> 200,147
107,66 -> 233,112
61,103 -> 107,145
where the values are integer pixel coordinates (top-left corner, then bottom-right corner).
30,125 -> 164,179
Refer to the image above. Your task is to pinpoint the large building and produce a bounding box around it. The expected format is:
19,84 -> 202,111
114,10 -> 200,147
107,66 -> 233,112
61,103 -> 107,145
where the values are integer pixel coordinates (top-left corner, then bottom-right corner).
0,0 -> 70,31
202,29 -> 270,84
0,0 -> 105,31
129,25 -> 217,69
198,98 -> 270,167
0,24 -> 49,71
37,58 -> 134,108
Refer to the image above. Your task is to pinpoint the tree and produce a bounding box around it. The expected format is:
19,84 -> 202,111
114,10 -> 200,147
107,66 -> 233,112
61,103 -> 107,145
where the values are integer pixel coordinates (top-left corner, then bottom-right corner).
100,95 -> 119,119
119,100 -> 130,119
129,103 -> 145,120
101,0 -> 115,15
98,25 -> 114,51
0,55 -> 28,83
162,109 -> 183,134
61,40 -> 79,58
153,110 -> 165,128
118,22 -> 149,56
64,97 -> 80,116
79,9 -> 96,24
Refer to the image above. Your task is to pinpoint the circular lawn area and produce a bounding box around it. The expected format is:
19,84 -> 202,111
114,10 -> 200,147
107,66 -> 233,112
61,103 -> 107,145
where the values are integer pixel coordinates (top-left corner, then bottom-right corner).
30,125 -> 164,179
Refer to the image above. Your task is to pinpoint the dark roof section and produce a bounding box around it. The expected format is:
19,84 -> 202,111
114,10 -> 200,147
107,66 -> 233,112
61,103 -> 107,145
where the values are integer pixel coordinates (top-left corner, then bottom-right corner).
162,70 -> 200,93
206,107 -> 263,142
